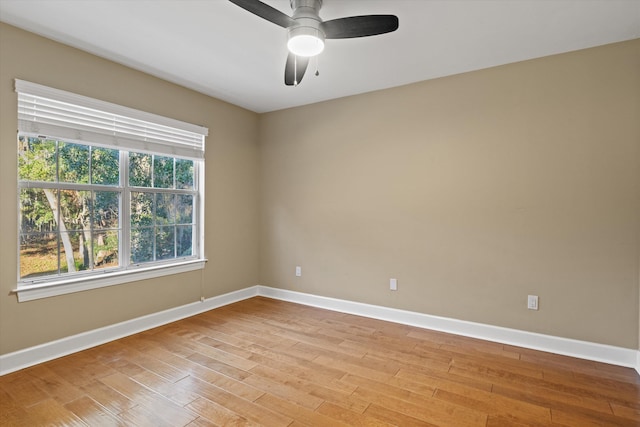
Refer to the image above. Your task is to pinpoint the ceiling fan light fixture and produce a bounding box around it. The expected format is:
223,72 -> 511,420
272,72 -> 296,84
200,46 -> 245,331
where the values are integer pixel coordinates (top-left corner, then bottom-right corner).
229,0 -> 398,86
287,26 -> 325,57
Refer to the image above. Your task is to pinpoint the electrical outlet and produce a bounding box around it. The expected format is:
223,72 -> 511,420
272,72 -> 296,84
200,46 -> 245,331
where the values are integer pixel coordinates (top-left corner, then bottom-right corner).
527,295 -> 539,310
295,266 -> 302,277
390,278 -> 397,291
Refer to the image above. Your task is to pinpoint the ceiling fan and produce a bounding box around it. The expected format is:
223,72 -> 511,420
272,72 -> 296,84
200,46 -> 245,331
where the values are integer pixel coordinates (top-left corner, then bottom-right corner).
229,0 -> 399,86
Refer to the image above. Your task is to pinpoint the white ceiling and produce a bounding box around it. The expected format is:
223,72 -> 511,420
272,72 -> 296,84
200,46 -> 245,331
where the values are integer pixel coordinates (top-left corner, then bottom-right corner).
1,0 -> 639,113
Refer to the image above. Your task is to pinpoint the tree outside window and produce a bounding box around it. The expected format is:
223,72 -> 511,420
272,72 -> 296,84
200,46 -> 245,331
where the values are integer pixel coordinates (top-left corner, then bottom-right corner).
18,136 -> 196,281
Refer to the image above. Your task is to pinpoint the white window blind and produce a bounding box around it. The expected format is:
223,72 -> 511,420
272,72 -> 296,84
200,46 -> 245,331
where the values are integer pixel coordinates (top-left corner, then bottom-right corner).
15,79 -> 208,159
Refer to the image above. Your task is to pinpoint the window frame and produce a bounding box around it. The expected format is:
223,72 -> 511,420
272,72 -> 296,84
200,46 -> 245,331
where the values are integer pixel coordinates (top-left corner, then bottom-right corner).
14,81 -> 207,302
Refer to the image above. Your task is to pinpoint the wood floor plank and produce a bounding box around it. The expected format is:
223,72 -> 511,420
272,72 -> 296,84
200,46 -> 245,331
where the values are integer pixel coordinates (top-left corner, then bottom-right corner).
80,379 -> 136,415
313,354 -> 395,384
315,401 -> 395,426
1,296 -> 638,426
118,403 -> 183,427
550,407 -> 640,427
253,392 -> 351,427
246,344 -> 351,388
433,386 -> 551,425
342,373 -> 434,404
64,395 -> 128,426
0,369 -> 50,408
24,397 -> 88,426
491,383 -> 618,421
244,365 -> 325,410
0,406 -> 39,427
486,414 -> 550,427
186,351 -> 253,381
175,375 -> 291,427
132,368 -> 201,407
185,416 -> 220,427
99,372 -> 197,426
396,365 -> 494,393
352,385 -> 488,426
363,402 -> 440,427
0,386 -> 21,415
24,364 -> 86,405
46,352 -> 116,387
486,375 -> 618,415
248,363 -> 366,413
0,386 -> 40,426
185,396 -> 255,426
338,336 -> 453,371
137,342 -> 265,402
610,401 -> 640,422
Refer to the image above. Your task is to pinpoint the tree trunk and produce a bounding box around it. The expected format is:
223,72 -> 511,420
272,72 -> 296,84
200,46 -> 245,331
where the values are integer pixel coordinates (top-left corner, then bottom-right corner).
82,226 -> 92,268
43,189 -> 76,273
79,232 -> 90,268
78,196 -> 92,269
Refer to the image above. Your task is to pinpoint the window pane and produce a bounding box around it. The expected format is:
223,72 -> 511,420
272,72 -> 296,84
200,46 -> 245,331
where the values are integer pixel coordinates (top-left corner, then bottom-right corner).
17,86 -> 203,287
131,228 -> 154,263
94,191 -> 119,229
156,226 -> 175,260
59,142 -> 90,184
154,156 -> 174,188
20,232 -> 58,279
156,193 -> 175,225
59,190 -> 91,232
60,231 -> 86,273
20,188 -> 58,233
129,152 -> 152,187
176,195 -> 193,224
92,147 -> 120,186
93,230 -> 119,269
131,192 -> 153,226
18,137 -> 56,182
176,225 -> 192,257
176,159 -> 194,189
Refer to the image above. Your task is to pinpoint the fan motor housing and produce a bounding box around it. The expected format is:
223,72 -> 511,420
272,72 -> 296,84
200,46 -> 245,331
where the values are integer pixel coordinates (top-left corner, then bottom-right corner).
290,0 -> 322,16
288,0 -> 325,56
289,0 -> 323,31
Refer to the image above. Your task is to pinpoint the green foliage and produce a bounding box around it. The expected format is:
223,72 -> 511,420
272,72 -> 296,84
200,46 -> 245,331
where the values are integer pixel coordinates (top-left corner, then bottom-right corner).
18,137 -> 56,182
129,152 -> 151,187
18,137 -> 121,277
20,188 -> 56,232
154,156 -> 173,188
176,158 -> 194,189
19,138 -> 195,278
92,147 -> 119,185
59,142 -> 89,183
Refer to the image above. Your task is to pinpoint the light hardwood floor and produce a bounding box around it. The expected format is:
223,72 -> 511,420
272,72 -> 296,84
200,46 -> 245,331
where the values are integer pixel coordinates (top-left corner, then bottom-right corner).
1,296 -> 638,426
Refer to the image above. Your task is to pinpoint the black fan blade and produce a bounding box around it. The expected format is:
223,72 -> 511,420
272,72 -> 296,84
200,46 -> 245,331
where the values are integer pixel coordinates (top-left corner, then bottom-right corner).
228,0 -> 295,28
322,15 -> 399,39
284,53 -> 309,86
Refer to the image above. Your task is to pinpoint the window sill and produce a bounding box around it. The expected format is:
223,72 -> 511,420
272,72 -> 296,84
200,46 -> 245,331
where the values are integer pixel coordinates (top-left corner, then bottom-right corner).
13,259 -> 207,302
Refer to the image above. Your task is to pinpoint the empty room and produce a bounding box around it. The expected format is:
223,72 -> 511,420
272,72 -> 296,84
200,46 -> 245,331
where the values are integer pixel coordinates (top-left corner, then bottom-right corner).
0,0 -> 639,426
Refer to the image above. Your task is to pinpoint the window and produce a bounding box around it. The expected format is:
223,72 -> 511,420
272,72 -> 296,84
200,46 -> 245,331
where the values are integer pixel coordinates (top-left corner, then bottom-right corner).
15,80 -> 208,301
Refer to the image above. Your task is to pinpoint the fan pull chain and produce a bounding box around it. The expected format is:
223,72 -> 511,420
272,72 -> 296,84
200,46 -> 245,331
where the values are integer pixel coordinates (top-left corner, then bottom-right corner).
294,55 -> 298,86
315,54 -> 320,77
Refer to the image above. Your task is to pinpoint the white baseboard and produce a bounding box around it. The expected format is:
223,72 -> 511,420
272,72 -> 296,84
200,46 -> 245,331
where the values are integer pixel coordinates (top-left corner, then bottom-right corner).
256,286 -> 640,373
0,286 -> 260,375
1,284 -> 638,376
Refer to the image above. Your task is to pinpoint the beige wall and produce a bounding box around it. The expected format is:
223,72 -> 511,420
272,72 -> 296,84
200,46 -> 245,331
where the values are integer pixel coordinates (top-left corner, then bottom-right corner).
1,22 -> 638,357
0,23 -> 260,354
259,39 -> 640,349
